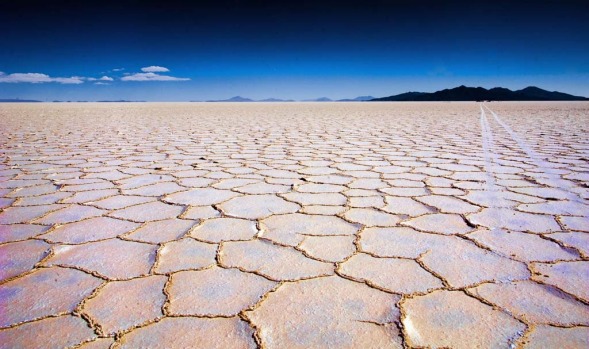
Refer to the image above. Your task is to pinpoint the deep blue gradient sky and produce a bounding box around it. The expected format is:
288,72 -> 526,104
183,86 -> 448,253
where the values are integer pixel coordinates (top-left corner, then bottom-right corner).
1,0 -> 588,101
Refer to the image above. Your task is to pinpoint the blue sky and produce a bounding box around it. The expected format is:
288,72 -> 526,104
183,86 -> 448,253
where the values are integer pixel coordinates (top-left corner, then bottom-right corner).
1,0 -> 588,101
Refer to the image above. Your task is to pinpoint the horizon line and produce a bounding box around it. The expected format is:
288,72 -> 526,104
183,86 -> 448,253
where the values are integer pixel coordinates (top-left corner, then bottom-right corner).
2,84 -> 588,102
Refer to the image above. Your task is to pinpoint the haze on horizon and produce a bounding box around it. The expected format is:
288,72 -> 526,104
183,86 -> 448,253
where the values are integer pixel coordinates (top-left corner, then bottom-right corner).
1,0 -> 588,101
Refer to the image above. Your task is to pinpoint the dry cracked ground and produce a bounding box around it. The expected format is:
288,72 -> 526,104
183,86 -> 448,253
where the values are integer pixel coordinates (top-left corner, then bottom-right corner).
0,101 -> 588,349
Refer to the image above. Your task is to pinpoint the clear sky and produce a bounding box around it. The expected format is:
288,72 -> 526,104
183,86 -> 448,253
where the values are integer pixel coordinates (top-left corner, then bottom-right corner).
1,0 -> 588,101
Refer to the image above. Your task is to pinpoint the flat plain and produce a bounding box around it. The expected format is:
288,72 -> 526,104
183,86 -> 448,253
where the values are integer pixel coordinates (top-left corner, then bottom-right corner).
0,101 -> 588,348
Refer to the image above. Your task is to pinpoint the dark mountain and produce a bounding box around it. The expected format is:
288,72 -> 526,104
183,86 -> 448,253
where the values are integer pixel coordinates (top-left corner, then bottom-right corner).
337,96 -> 375,101
372,86 -> 588,101
207,96 -> 253,102
0,98 -> 42,102
372,92 -> 428,101
513,86 -> 586,100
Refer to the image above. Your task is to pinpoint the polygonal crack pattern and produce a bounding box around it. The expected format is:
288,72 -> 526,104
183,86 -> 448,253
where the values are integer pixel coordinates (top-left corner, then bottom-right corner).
0,102 -> 588,348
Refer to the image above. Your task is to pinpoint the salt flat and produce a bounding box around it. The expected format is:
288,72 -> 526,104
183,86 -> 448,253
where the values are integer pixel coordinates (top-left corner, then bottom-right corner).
0,102 -> 588,348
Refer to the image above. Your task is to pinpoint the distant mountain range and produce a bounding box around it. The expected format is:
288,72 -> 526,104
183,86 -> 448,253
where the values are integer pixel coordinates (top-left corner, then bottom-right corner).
2,87 -> 586,103
202,87 -> 588,102
0,98 -> 42,102
305,96 -> 376,102
207,95 -> 375,102
0,99 -> 146,103
337,96 -> 375,101
259,98 -> 295,102
302,97 -> 333,102
205,96 -> 294,102
371,86 -> 589,101
207,96 -> 254,102
96,100 -> 146,103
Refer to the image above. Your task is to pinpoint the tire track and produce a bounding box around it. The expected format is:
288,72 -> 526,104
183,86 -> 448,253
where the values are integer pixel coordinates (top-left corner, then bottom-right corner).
483,104 -> 587,209
479,105 -> 510,229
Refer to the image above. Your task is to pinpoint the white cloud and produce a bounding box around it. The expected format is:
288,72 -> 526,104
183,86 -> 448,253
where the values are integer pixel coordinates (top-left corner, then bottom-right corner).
141,66 -> 170,73
56,76 -> 85,84
0,73 -> 84,84
0,67 -> 186,84
94,82 -> 110,85
121,72 -> 190,81
112,68 -> 125,72
85,76 -> 112,81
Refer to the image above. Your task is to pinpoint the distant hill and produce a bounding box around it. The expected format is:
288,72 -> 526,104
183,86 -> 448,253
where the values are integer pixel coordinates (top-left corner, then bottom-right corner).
302,97 -> 332,102
373,92 -> 428,101
0,98 -> 42,102
372,86 -> 589,101
513,86 -> 588,100
337,96 -> 375,101
207,96 -> 253,102
259,98 -> 295,102
96,100 -> 145,102
206,96 -> 296,102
